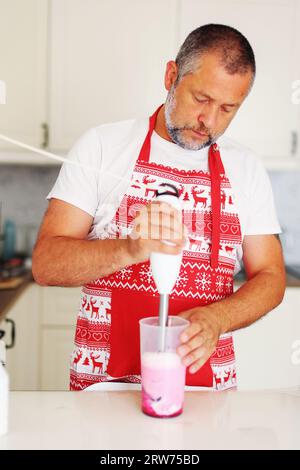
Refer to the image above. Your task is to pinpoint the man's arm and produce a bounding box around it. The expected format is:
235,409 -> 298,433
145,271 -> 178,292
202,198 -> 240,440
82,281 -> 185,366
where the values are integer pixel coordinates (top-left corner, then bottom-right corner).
32,198 -> 134,287
177,234 -> 286,374
32,198 -> 186,287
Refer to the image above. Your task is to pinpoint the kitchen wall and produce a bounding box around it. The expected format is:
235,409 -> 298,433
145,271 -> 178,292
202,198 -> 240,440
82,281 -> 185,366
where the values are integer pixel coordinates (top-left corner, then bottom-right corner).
0,165 -> 59,254
0,164 -> 299,263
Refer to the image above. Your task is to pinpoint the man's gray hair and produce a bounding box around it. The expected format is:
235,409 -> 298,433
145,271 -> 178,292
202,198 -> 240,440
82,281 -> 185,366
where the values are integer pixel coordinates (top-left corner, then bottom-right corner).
175,24 -> 256,87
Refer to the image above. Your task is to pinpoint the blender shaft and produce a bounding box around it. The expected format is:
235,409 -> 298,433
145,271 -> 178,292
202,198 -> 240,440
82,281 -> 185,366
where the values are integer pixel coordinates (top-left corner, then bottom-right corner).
158,293 -> 169,352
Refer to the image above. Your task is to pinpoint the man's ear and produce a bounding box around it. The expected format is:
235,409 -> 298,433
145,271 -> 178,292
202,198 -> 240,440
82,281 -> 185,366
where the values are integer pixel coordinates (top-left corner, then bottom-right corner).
164,60 -> 178,91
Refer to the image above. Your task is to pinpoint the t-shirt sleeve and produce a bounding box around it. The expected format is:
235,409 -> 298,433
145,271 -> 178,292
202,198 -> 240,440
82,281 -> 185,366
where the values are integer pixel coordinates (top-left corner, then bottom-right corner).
243,155 -> 281,236
46,127 -> 102,217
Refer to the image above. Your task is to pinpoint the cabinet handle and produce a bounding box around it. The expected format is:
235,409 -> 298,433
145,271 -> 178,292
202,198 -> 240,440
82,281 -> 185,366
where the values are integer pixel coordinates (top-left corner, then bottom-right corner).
41,122 -> 49,148
5,318 -> 16,349
291,131 -> 298,156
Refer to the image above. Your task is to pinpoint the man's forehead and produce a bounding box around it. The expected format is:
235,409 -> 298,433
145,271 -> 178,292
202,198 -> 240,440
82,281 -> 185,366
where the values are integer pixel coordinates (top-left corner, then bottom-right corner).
184,60 -> 252,104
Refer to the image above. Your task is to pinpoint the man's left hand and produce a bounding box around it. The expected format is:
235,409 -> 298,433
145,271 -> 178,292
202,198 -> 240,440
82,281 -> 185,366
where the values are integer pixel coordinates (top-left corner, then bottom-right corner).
176,306 -> 224,374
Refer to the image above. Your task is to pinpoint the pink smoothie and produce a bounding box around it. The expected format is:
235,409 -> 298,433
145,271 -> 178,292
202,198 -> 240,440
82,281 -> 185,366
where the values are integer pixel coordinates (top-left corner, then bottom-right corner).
141,351 -> 186,418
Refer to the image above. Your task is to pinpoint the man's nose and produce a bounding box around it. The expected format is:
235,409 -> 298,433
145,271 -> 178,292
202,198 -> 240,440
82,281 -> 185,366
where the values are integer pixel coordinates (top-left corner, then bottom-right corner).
198,105 -> 219,131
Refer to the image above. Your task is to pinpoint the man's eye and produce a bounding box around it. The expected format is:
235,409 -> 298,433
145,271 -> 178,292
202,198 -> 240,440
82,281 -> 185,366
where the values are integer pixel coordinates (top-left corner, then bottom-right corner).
222,107 -> 231,113
195,97 -> 208,104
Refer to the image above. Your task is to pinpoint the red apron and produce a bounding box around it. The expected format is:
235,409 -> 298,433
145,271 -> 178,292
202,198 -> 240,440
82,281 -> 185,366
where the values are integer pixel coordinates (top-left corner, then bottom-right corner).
70,105 -> 242,391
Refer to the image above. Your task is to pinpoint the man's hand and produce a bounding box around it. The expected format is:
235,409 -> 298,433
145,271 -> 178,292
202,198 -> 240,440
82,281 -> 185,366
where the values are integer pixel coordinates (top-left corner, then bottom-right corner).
126,200 -> 187,264
176,306 -> 224,374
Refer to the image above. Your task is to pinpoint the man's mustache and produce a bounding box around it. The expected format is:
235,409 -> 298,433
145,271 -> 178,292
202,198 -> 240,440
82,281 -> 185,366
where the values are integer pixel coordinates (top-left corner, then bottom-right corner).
183,126 -> 212,137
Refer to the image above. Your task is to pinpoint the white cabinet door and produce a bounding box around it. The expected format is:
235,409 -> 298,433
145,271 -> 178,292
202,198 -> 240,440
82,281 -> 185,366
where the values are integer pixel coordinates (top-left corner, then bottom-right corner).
0,0 -> 48,151
41,328 -> 75,390
40,286 -> 82,326
49,0 -> 178,149
4,284 -> 40,391
2,284 -> 79,391
40,286 -> 80,390
233,287 -> 300,391
179,0 -> 300,168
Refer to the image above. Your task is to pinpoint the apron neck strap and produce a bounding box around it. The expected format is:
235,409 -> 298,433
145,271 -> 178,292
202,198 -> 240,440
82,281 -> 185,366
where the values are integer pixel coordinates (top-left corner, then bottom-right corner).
138,104 -> 224,268
137,104 -> 164,163
208,143 -> 224,268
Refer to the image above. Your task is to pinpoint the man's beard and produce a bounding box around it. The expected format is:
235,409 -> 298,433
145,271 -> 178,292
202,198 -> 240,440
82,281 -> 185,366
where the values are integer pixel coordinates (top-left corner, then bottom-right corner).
164,84 -> 218,151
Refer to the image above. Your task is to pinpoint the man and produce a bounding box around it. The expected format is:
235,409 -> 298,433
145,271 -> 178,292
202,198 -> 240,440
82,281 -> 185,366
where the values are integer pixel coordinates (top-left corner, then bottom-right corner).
32,24 -> 285,391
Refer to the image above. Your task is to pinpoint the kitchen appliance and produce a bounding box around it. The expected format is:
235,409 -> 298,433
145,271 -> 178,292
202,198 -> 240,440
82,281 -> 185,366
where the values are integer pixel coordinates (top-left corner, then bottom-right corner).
149,183 -> 184,352
2,220 -> 16,261
0,257 -> 27,281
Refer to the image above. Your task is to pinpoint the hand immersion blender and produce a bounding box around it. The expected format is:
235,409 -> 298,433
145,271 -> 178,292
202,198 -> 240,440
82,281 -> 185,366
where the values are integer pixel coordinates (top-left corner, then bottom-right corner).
150,183 -> 184,352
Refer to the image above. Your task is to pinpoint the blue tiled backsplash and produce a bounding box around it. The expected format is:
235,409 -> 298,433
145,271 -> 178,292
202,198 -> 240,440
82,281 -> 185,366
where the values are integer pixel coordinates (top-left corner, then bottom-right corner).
0,165 -> 299,264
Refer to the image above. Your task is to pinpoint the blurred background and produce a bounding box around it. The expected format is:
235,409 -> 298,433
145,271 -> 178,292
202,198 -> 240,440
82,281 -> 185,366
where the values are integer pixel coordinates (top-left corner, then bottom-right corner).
0,0 -> 299,391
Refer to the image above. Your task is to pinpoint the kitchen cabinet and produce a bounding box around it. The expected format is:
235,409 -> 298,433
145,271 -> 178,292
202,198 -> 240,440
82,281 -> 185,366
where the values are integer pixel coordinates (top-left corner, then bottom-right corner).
40,328 -> 75,391
1,284 -> 80,391
3,284 -> 40,390
0,0 -> 48,155
39,285 -> 81,391
233,287 -> 300,390
48,0 -> 179,149
0,0 -> 299,169
179,0 -> 300,169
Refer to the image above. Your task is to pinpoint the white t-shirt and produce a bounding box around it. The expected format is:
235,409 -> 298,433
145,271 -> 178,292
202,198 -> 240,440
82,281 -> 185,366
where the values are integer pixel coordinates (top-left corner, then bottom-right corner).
46,116 -> 281,273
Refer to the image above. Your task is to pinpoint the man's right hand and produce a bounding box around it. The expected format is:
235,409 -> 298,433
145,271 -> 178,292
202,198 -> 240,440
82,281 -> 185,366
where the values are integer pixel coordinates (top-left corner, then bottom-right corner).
126,200 -> 188,264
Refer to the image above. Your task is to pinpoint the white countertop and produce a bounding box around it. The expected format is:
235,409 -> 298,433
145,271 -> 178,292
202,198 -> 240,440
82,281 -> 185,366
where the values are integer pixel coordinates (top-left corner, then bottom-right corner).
0,386 -> 300,450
